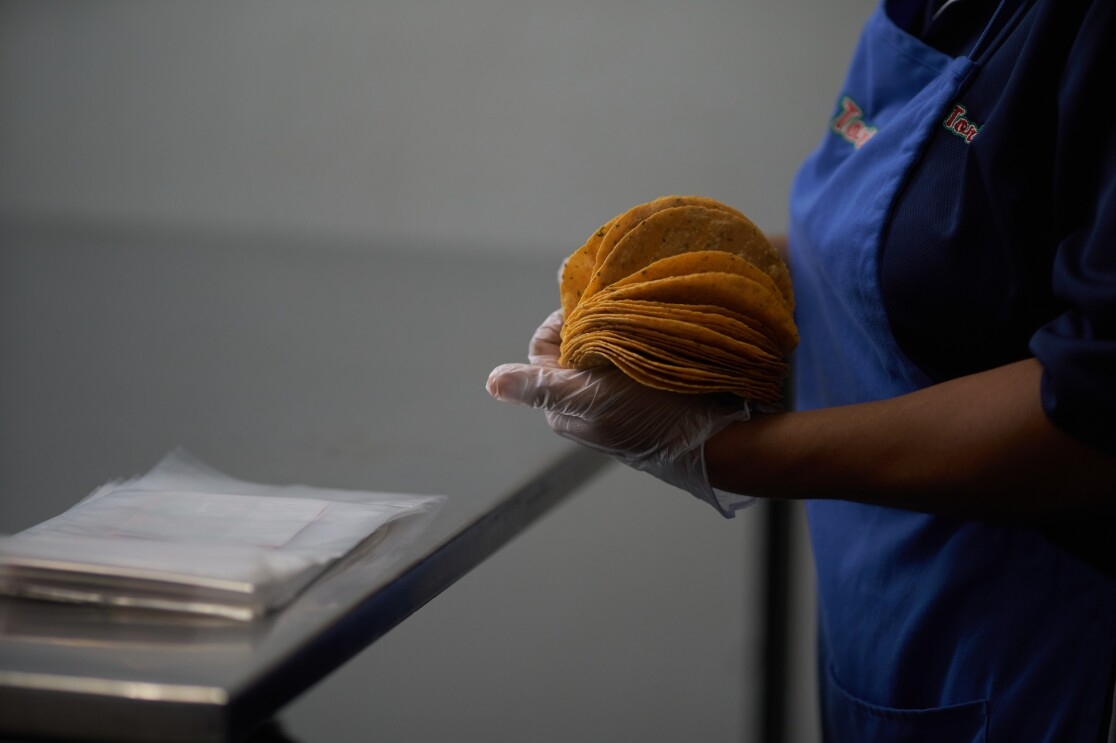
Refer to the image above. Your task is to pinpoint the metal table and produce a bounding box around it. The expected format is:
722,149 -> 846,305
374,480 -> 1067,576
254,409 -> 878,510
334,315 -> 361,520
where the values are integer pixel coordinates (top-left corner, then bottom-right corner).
0,221 -> 611,742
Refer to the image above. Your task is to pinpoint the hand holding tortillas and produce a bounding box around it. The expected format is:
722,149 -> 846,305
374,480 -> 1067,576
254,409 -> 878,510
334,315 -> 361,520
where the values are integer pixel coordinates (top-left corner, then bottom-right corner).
487,309 -> 753,516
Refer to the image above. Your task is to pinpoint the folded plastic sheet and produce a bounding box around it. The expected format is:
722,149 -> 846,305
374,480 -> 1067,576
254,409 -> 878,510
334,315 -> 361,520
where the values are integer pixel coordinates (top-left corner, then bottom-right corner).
0,450 -> 445,621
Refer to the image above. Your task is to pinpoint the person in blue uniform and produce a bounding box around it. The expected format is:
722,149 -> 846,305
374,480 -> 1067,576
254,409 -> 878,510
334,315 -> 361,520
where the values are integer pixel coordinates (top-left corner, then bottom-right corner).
487,0 -> 1116,739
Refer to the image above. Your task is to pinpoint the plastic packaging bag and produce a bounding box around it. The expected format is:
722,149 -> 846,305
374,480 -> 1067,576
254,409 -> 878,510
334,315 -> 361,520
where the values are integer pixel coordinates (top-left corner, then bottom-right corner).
0,450 -> 445,620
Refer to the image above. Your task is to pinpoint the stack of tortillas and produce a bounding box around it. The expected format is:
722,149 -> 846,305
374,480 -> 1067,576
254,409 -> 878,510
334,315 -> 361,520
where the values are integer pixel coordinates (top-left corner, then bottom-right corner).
558,195 -> 797,408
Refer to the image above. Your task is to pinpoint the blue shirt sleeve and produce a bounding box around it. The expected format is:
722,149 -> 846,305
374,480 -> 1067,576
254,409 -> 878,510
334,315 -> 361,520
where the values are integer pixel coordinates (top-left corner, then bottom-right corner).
1029,0 -> 1116,454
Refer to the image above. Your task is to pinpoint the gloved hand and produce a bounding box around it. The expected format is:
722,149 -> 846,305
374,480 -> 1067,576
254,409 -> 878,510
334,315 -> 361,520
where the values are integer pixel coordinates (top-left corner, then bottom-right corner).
486,309 -> 754,517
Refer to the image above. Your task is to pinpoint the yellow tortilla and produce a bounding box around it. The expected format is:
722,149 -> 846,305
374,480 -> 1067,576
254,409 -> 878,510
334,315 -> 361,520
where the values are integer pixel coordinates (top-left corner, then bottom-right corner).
554,195 -> 797,404
559,216 -> 616,318
582,204 -> 793,310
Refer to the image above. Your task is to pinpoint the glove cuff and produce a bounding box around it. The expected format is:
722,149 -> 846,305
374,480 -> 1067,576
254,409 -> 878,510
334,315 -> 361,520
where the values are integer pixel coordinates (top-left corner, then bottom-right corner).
622,441 -> 755,518
707,487 -> 755,518
700,443 -> 755,518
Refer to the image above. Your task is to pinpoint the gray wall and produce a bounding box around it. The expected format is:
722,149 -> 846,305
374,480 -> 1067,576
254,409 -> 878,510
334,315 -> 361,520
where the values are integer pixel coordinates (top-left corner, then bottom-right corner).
0,1 -> 875,741
1,0 -> 873,258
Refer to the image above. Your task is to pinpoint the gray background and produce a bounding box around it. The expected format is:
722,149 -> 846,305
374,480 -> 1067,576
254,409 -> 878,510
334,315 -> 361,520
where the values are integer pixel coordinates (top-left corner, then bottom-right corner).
0,1 -> 875,741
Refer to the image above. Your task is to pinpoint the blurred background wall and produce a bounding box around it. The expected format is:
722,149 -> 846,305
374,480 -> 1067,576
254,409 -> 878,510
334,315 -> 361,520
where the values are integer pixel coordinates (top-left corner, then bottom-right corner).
0,0 -> 874,257
0,1 -> 875,741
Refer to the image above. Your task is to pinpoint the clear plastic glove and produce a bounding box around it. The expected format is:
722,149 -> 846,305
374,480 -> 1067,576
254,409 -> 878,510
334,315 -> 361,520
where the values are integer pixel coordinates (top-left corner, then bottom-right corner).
486,309 -> 754,517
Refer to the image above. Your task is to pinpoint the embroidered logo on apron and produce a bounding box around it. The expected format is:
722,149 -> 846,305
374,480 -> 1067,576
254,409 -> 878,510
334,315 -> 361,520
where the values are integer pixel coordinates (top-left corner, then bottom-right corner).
943,102 -> 981,142
831,96 -> 878,149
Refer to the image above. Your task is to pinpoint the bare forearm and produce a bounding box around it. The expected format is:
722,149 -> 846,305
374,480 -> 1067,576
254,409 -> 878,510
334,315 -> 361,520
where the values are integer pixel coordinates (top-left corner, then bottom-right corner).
704,358 -> 1116,521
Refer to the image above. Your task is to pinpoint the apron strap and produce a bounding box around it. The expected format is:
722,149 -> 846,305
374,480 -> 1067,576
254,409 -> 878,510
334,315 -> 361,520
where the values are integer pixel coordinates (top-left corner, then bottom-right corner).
969,0 -> 1034,61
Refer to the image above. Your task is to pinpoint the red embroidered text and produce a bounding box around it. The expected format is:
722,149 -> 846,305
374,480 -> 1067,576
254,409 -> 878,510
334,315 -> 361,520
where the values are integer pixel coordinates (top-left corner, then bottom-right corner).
943,103 -> 980,143
831,96 -> 877,149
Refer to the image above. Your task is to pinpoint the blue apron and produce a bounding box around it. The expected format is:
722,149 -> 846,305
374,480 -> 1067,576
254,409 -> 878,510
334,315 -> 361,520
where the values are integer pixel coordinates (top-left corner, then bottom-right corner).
788,2 -> 1116,740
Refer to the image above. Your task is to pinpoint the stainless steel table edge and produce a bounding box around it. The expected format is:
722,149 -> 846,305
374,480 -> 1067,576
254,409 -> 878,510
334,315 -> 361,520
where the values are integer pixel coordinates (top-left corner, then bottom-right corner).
231,445 -> 611,741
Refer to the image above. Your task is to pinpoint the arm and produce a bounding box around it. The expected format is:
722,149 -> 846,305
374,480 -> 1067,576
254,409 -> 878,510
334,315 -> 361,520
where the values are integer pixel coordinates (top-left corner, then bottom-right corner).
489,314 -> 1116,523
705,357 -> 1116,522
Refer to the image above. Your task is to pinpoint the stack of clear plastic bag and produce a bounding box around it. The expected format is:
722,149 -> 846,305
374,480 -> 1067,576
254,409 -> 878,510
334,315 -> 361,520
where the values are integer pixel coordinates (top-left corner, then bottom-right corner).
0,450 -> 445,621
